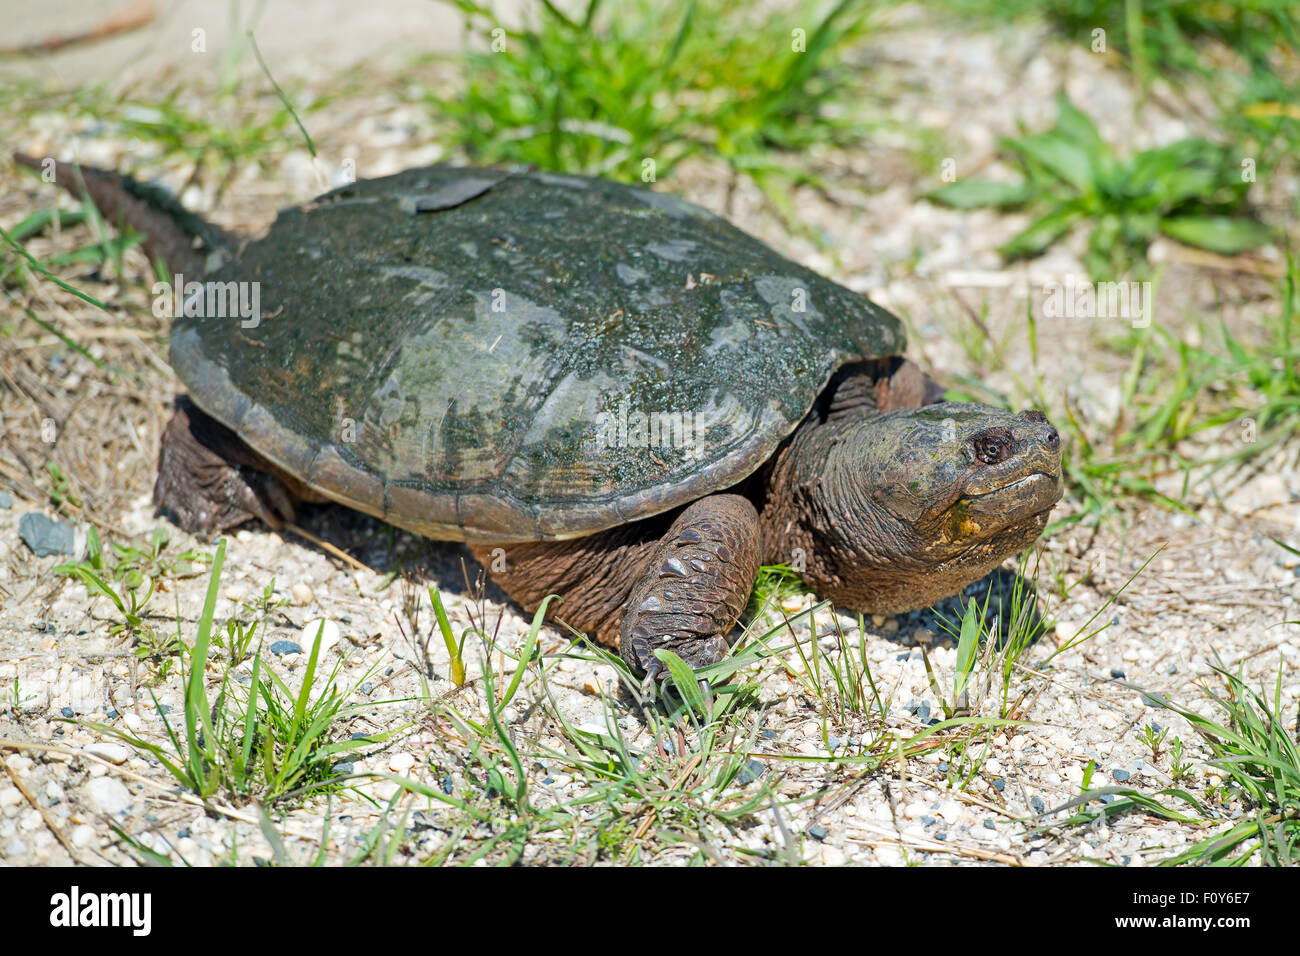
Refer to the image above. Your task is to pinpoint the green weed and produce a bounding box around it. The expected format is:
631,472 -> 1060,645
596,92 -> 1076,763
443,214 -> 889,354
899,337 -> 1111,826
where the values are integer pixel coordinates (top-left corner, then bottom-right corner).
84,540 -> 392,805
929,95 -> 1271,278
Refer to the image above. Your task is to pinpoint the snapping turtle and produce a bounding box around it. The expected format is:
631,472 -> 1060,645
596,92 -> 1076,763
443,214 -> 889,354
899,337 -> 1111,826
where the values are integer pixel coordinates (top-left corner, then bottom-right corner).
19,155 -> 1063,684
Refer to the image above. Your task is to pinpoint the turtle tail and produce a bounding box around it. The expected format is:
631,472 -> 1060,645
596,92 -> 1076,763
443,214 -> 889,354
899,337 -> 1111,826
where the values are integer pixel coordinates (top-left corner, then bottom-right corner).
12,151 -> 234,277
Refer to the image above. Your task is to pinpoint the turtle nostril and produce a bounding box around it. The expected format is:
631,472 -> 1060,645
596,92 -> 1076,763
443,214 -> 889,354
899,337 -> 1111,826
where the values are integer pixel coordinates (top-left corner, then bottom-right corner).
1045,427 -> 1059,447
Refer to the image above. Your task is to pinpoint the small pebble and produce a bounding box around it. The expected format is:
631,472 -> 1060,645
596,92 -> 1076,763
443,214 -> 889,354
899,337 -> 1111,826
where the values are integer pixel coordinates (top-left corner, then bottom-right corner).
70,824 -> 96,848
1112,769 -> 1131,782
1110,668 -> 1125,679
300,618 -> 340,653
993,777 -> 1006,792
808,824 -> 828,841
821,845 -> 846,865
85,778 -> 132,816
0,491 -> 12,509
19,513 -> 76,557
270,640 -> 302,656
291,582 -> 315,606
1030,795 -> 1046,814
59,707 -> 74,719
441,775 -> 454,794
389,753 -> 416,773
983,819 -> 996,830
84,742 -> 130,765
737,759 -> 766,785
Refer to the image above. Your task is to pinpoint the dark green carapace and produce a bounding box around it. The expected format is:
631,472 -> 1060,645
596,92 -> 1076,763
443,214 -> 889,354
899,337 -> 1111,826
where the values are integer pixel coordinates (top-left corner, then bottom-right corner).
172,166 -> 903,541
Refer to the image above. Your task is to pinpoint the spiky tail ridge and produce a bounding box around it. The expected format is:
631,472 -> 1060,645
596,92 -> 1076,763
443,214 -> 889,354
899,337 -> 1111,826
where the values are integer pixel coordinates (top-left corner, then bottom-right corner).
13,152 -> 233,277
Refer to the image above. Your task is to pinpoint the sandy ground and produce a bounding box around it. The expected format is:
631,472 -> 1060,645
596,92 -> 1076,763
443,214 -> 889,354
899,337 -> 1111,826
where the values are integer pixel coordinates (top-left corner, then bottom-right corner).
0,8 -> 1297,866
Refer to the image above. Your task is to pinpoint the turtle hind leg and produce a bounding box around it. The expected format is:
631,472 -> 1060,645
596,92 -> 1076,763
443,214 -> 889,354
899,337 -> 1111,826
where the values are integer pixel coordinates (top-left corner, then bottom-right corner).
153,396 -> 296,533
620,494 -> 762,682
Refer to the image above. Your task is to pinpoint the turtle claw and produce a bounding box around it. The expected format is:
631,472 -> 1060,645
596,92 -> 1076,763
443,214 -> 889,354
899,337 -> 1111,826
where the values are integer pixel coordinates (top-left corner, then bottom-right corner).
638,660 -> 662,704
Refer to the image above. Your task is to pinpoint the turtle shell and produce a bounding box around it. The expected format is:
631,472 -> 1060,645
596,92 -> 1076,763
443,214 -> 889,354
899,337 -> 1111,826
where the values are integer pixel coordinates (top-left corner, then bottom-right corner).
171,166 -> 904,542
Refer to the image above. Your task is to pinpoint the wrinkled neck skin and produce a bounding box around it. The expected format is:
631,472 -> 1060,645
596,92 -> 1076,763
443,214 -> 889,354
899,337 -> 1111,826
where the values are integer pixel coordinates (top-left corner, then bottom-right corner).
758,415 -> 1047,614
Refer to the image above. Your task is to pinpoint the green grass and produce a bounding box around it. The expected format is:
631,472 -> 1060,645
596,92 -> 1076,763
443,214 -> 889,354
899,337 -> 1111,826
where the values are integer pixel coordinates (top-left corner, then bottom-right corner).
81,539 -> 394,806
1037,652 -> 1300,866
436,0 -> 879,215
1154,657 -> 1300,865
53,527 -> 211,656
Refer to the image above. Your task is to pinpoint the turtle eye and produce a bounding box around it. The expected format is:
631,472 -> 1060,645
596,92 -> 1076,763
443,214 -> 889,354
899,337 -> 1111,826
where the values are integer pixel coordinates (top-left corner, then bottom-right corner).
973,433 -> 1011,464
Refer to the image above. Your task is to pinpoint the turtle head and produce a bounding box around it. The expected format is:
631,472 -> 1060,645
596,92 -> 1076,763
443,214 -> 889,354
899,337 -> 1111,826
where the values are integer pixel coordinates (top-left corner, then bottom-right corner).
807,402 -> 1063,612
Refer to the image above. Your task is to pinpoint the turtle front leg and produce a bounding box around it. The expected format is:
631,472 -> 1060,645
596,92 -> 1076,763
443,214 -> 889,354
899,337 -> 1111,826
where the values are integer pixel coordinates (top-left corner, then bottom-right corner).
619,494 -> 762,686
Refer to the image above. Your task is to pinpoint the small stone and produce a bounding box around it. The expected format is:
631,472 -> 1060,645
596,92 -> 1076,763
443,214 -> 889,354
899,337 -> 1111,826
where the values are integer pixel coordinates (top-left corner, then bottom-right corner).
808,824 -> 828,841
821,845 -> 846,865
826,735 -> 842,752
1030,795 -> 1046,814
19,513 -> 76,557
1110,668 -> 1125,679
84,742 -> 130,764
299,618 -> 339,653
85,778 -> 132,816
882,618 -> 899,633
917,702 -> 931,721
993,777 -> 1006,792
5,838 -> 28,857
389,753 -> 416,773
0,787 -> 21,808
0,491 -> 12,509
59,707 -> 74,719
441,775 -> 454,794
70,824 -> 96,848
983,819 -> 996,830
871,614 -> 887,627
1112,769 -> 1131,782
291,582 -> 315,606
123,713 -> 142,732
270,640 -> 302,656
737,759 -> 766,785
